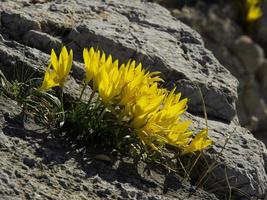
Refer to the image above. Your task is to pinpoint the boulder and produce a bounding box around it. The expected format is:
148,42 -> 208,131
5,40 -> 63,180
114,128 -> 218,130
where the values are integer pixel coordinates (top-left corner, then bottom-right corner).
232,35 -> 265,74
186,113 -> 267,199
0,0 -> 266,199
0,95 -> 218,200
0,0 -> 238,121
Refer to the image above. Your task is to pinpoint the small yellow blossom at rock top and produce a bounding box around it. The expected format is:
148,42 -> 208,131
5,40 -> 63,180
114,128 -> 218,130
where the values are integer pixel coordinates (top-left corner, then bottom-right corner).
51,47 -> 73,88
83,47 -> 123,104
39,64 -> 59,91
246,0 -> 263,22
246,5 -> 263,22
40,46 -> 73,91
83,46 -> 213,154
83,48 -> 100,84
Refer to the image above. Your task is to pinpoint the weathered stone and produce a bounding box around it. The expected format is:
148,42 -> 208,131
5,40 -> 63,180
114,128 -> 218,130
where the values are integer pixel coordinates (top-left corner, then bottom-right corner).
172,1 -> 267,139
0,0 -> 238,121
255,0 -> 267,49
0,95 -> 218,200
232,35 -> 265,73
257,60 -> 267,88
0,0 -> 266,200
0,37 -> 91,101
238,80 -> 265,125
23,30 -> 62,54
186,113 -> 267,199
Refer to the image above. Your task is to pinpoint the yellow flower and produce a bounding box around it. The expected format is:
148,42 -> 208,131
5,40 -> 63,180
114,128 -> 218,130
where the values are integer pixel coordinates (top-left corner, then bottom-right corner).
40,47 -> 73,91
83,47 -> 125,104
181,129 -> 213,155
166,121 -> 192,146
246,0 -> 263,22
82,47 -> 213,154
135,92 -> 191,149
96,63 -> 122,104
246,5 -> 263,22
39,64 -> 59,91
83,47 -> 100,84
51,47 -> 73,88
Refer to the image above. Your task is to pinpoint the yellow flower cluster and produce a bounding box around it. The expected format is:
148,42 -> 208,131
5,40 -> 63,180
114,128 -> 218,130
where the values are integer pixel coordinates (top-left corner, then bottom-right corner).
40,46 -> 212,155
246,0 -> 263,22
83,47 -> 212,154
40,47 -> 73,90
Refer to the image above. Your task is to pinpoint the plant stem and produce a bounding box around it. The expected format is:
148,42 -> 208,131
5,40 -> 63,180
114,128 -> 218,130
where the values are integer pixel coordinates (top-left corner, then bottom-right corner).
86,90 -> 96,109
60,88 -> 65,123
97,106 -> 106,121
187,152 -> 201,180
79,81 -> 87,101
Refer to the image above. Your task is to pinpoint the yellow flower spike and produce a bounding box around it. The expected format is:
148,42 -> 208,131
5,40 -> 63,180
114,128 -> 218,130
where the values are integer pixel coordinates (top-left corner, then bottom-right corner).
50,46 -> 73,88
100,52 -> 106,66
92,50 -> 101,77
245,0 -> 263,22
51,49 -> 59,74
130,86 -> 163,117
40,47 -> 73,90
39,64 -> 59,91
135,63 -> 142,74
181,129 -> 213,155
167,121 -> 192,145
105,55 -> 113,72
131,113 -> 149,129
246,5 -> 263,22
83,48 -> 93,83
97,67 -> 112,104
95,59 -> 123,104
84,47 -> 107,88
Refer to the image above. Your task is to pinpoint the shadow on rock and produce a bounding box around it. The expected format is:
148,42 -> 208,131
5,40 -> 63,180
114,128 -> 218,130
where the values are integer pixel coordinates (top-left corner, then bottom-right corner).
1,111 -> 199,197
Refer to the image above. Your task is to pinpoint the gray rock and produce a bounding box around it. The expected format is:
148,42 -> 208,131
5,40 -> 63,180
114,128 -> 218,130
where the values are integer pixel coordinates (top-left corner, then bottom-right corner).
257,60 -> 267,88
238,80 -> 266,126
0,0 -> 238,121
0,95 -> 218,200
185,113 -> 267,199
0,94 -> 20,126
23,30 -> 62,54
232,35 -> 265,74
0,0 -> 266,200
255,0 -> 267,48
22,157 -> 37,168
0,37 -> 90,101
172,1 -> 267,138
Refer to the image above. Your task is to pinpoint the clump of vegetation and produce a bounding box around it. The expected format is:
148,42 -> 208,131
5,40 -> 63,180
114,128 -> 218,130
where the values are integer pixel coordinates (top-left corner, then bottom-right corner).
38,46 -> 212,158
0,45 -> 214,183
232,0 -> 263,30
245,0 -> 263,23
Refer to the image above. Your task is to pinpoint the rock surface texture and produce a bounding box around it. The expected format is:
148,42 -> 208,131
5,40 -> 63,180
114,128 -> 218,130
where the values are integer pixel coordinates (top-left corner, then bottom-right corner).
171,1 -> 267,145
0,95 -> 218,200
0,0 -> 266,200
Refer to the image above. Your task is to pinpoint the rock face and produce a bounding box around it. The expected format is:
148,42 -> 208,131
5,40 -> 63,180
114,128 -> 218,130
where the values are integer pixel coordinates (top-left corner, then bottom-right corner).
0,95 -> 218,200
0,0 -> 266,200
172,1 -> 267,145
0,0 -> 238,121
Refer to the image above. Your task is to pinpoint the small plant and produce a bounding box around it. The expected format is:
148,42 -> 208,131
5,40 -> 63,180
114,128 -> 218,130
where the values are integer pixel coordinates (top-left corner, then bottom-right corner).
38,46 -> 212,157
245,0 -> 263,23
233,0 -> 263,30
